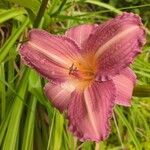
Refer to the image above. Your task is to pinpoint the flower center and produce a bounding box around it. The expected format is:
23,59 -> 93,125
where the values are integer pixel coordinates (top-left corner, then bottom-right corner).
69,56 -> 96,82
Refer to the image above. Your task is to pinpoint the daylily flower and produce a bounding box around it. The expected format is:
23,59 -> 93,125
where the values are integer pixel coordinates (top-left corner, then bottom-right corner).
20,12 -> 146,142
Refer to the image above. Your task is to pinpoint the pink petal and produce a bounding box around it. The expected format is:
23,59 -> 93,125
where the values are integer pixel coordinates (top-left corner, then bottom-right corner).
65,24 -> 97,48
20,29 -> 81,82
113,67 -> 136,106
44,80 -> 76,112
67,81 -> 116,142
83,12 -> 146,81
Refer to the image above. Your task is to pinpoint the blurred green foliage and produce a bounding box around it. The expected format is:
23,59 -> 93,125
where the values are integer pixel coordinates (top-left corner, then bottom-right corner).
0,0 -> 150,149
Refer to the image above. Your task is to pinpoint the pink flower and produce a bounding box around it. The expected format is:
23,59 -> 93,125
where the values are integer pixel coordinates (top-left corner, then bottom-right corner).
19,12 -> 146,142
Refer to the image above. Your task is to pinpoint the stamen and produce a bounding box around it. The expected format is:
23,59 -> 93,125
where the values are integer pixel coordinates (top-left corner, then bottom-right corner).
69,61 -> 95,81
69,63 -> 74,74
69,63 -> 77,75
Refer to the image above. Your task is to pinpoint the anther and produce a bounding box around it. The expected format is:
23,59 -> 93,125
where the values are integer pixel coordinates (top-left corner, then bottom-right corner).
69,63 -> 74,75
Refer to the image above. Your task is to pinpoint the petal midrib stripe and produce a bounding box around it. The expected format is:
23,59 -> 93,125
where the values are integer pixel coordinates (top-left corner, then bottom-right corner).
95,25 -> 139,59
28,41 -> 71,68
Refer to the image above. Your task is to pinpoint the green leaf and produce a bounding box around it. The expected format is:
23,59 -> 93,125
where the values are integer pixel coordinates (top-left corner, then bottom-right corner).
133,85 -> 150,97
8,0 -> 40,14
2,69 -> 29,150
49,111 -> 64,150
85,0 -> 121,14
0,63 -> 6,121
22,97 -> 37,150
0,17 -> 29,63
115,107 -> 141,150
0,109 -> 11,146
0,8 -> 26,24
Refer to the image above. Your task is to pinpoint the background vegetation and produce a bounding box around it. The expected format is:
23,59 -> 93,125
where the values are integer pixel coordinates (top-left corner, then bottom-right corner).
0,0 -> 150,149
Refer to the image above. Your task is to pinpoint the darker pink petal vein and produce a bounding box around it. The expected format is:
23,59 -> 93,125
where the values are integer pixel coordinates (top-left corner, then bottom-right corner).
19,12 -> 146,142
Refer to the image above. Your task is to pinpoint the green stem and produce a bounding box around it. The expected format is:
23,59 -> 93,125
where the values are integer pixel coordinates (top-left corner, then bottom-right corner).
133,85 -> 150,97
33,0 -> 49,28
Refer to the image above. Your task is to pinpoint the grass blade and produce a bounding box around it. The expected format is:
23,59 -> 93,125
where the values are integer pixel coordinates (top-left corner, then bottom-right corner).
0,8 -> 26,24
0,17 -> 29,63
115,107 -> 141,150
22,97 -> 37,150
0,63 -> 6,121
2,69 -> 29,150
85,0 -> 121,14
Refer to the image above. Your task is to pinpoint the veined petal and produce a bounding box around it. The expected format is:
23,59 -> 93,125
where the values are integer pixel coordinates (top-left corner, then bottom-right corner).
67,81 -> 116,142
20,29 -> 82,82
83,12 -> 146,80
44,80 -> 76,112
113,67 -> 136,106
65,24 -> 97,48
